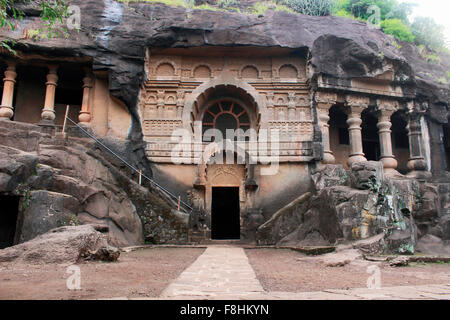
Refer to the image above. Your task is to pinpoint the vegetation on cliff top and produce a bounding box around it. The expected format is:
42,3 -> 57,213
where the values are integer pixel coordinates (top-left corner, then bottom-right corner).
117,0 -> 447,51
1,0 -> 70,52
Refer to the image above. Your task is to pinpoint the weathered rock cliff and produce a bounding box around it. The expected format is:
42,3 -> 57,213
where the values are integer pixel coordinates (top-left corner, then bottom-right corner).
2,0 -> 448,140
0,121 -> 189,247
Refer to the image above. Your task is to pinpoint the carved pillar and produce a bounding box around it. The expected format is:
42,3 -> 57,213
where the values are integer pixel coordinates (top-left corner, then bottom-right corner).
78,72 -> 94,125
316,92 -> 337,164
157,90 -> 165,118
345,95 -> 369,166
406,111 -> 430,178
0,62 -> 17,120
194,163 -> 207,189
376,100 -> 398,172
176,90 -> 184,118
40,65 -> 59,122
288,92 -> 296,119
266,92 -> 274,120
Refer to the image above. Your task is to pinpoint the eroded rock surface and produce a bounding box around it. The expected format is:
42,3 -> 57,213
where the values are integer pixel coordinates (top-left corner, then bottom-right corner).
257,164 -> 440,255
0,121 -> 189,247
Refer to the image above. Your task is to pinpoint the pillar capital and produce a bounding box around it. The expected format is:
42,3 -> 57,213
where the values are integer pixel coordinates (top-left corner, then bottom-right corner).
82,74 -> 94,89
47,64 -> 59,74
376,99 -> 398,120
345,95 -> 370,113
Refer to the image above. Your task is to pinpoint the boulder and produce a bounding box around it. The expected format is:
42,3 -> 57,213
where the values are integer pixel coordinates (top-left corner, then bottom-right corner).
276,189 -> 342,247
20,190 -> 81,243
386,225 -> 417,255
352,234 -> 386,255
256,192 -> 311,245
0,225 -> 120,264
311,165 -> 349,191
416,234 -> 450,255
389,256 -> 409,267
350,161 -> 384,191
319,249 -> 363,267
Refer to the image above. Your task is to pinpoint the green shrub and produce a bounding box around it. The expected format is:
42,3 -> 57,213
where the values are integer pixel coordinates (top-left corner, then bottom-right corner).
426,53 -> 441,65
380,18 -> 414,43
277,0 -> 337,16
446,71 -> 450,79
217,0 -> 239,10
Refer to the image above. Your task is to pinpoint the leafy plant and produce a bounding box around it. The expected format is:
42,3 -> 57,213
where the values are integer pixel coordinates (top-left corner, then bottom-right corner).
337,0 -> 415,23
217,0 -> 240,11
277,0 -> 338,16
380,18 -> 414,43
1,0 -> 70,53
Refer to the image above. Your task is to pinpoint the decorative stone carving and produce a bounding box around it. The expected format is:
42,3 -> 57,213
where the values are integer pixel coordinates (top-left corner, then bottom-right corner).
241,65 -> 259,79
156,90 -> 165,118
316,91 -> 337,106
279,64 -> 298,79
176,90 -> 185,118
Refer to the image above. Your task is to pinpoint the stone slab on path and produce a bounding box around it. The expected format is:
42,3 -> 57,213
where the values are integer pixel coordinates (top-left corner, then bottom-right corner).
160,246 -> 264,299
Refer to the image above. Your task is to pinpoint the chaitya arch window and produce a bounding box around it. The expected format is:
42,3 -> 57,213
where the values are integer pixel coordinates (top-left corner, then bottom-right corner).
202,100 -> 251,141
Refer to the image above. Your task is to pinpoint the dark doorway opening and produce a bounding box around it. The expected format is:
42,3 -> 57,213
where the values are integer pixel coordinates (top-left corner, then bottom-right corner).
362,111 -> 380,161
444,124 -> 450,171
211,187 -> 240,240
0,196 -> 20,249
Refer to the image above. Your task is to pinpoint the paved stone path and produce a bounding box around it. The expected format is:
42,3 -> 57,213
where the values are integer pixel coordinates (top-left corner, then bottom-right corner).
160,246 -> 264,299
156,245 -> 450,300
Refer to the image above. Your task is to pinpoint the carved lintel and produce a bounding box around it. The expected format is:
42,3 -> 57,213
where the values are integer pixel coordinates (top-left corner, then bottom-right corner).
316,91 -> 337,105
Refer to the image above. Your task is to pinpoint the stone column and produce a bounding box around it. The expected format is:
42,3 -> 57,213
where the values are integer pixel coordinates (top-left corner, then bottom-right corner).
157,90 -> 165,118
288,92 -> 296,119
0,62 -> 17,120
40,65 -> 59,122
406,111 -> 431,178
345,95 -> 369,167
316,92 -> 337,164
176,90 -> 185,118
78,72 -> 94,125
376,100 -> 398,172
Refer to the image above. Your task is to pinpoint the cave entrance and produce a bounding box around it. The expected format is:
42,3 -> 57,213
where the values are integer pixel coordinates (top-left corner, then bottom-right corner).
211,187 -> 240,240
0,195 -> 20,249
444,124 -> 450,171
362,111 -> 380,161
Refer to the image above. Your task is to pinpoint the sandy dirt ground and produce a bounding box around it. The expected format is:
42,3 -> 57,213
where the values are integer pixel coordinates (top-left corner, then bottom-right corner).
0,248 -> 205,300
245,248 -> 450,292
